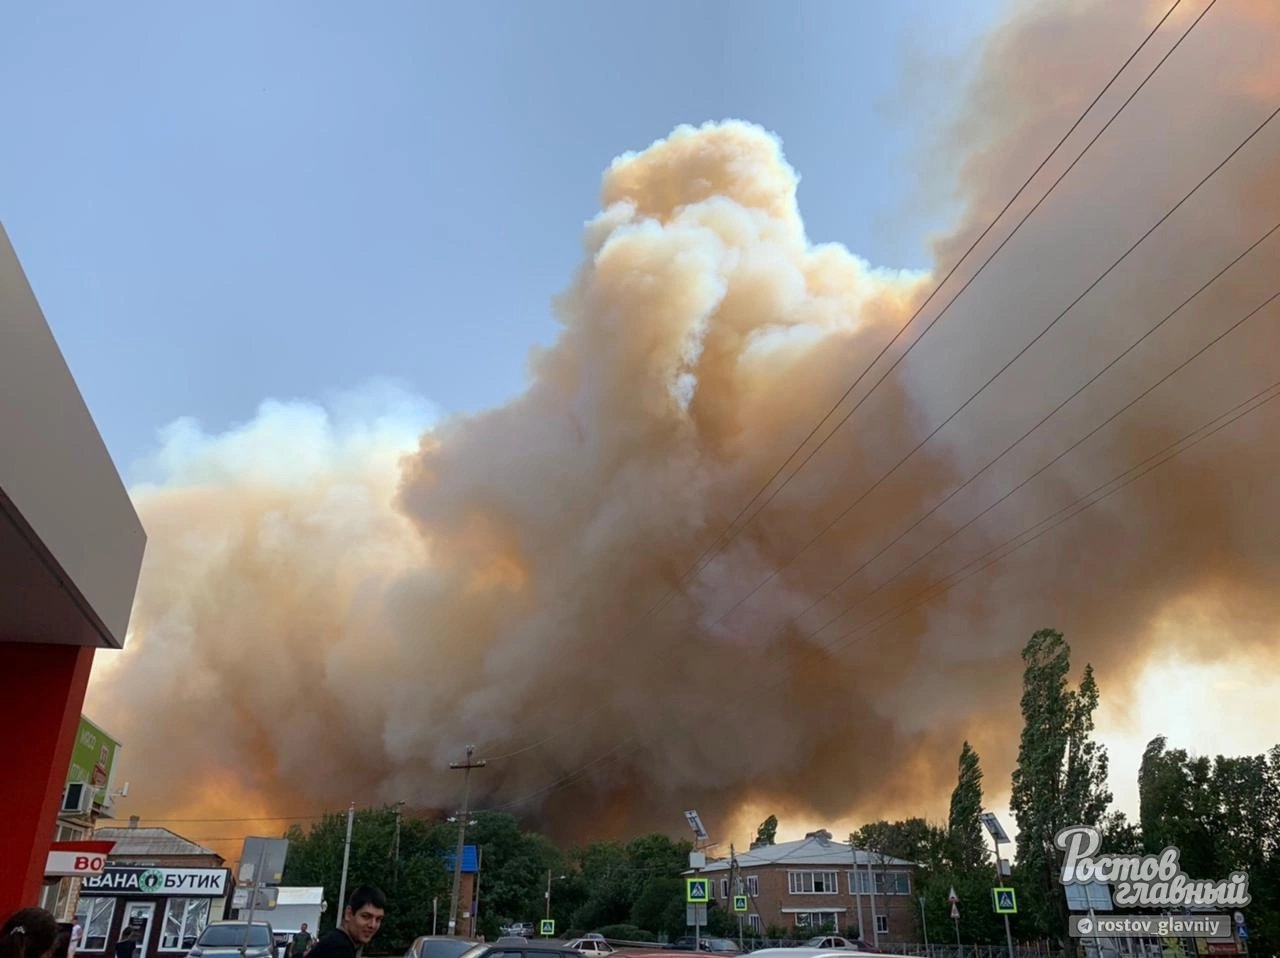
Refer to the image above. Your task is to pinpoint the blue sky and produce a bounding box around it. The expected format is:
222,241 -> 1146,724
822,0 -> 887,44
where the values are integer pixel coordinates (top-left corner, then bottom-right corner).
0,0 -> 1004,477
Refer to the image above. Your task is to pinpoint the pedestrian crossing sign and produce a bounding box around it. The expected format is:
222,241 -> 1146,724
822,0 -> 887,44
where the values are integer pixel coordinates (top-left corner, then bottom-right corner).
540,920 -> 555,936
687,878 -> 710,903
993,887 -> 1017,914
733,895 -> 748,913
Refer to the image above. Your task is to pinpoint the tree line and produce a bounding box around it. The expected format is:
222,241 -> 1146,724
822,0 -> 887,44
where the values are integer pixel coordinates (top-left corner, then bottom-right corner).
844,628 -> 1280,957
278,627 -> 1280,956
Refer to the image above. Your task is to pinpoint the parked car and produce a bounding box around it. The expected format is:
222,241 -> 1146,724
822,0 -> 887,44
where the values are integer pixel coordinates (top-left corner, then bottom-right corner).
452,942 -> 582,958
564,939 -> 614,956
188,921 -> 276,958
405,937 -> 480,958
801,938 -> 878,952
670,938 -> 739,954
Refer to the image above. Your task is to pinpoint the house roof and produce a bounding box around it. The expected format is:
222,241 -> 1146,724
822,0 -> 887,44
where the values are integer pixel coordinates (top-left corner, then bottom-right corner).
94,826 -> 221,859
698,833 -> 917,872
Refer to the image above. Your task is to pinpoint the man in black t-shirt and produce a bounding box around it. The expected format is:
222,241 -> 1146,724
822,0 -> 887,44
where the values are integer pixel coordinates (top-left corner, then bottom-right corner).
308,888 -> 386,958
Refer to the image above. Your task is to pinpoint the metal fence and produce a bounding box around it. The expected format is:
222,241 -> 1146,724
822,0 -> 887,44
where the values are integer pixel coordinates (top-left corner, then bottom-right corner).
877,944 -> 1064,958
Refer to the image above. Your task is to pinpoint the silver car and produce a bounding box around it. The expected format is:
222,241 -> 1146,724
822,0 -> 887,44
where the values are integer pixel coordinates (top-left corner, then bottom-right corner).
188,921 -> 276,958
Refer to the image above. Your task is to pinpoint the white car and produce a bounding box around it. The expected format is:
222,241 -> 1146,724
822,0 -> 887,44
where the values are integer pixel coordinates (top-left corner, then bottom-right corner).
564,940 -> 614,956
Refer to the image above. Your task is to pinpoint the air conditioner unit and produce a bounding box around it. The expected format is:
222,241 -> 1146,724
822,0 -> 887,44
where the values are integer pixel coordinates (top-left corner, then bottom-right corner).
61,782 -> 96,815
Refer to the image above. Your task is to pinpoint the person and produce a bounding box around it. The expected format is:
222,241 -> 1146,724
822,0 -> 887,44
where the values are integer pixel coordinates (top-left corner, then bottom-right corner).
306,888 -> 385,958
113,927 -> 136,958
285,924 -> 314,958
1,908 -> 59,958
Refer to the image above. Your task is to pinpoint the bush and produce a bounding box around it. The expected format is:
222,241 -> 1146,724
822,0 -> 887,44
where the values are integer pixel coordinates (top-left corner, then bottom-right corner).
594,924 -> 658,943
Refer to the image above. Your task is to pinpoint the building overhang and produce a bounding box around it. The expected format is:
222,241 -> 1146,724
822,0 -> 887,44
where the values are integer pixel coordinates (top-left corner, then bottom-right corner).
0,224 -> 145,649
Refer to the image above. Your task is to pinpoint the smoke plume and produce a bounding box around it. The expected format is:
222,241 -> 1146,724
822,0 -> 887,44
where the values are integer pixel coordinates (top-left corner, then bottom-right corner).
88,0 -> 1280,854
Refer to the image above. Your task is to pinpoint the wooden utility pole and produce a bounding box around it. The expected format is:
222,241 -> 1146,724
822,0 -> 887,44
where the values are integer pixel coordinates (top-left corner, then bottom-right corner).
447,746 -> 485,935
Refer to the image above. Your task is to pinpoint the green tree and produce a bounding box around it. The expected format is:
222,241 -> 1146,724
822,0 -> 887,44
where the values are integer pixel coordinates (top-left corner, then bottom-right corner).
947,741 -> 989,872
851,819 -> 948,868
1009,628 -> 1111,947
1136,739 -> 1280,956
281,806 -> 449,952
753,816 -> 778,848
436,812 -> 564,939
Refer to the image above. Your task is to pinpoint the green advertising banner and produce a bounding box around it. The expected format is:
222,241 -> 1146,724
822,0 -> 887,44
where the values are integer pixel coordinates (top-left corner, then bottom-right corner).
67,715 -> 121,797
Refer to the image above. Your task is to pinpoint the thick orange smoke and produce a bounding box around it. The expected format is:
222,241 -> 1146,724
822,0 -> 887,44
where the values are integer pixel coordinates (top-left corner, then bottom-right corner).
88,0 -> 1280,854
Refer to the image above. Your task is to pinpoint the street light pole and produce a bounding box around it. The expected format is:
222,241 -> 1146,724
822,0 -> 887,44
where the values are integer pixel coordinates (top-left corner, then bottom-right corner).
919,895 -> 930,958
994,837 -> 1014,958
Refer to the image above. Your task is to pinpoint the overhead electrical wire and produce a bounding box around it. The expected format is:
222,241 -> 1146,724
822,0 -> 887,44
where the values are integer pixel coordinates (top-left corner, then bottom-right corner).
476,261 -> 1280,806
792,218 -> 1280,638
468,359 -> 1280,813
473,0 -> 1197,763
713,90 -> 1280,628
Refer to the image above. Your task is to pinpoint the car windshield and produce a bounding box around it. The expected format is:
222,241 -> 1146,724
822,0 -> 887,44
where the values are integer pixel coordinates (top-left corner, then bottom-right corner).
199,926 -> 272,947
804,940 -> 827,948
420,943 -> 479,958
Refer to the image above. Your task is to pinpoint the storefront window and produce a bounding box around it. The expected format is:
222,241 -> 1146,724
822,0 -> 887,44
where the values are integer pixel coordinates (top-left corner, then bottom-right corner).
74,898 -> 116,951
162,899 -> 211,951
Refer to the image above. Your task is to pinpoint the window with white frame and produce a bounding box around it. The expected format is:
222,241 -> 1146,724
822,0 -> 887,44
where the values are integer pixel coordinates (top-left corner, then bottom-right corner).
720,878 -> 728,899
875,915 -> 889,935
74,897 -> 116,951
162,898 -> 211,951
849,870 -> 911,895
875,871 -> 911,895
747,915 -> 763,932
788,870 -> 839,894
746,875 -> 759,897
793,912 -> 841,931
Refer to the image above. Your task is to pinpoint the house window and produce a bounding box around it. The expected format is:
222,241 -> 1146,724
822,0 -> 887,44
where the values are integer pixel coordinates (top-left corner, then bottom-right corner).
74,897 -> 116,951
793,913 -> 840,932
875,872 -> 911,895
162,898 -> 211,951
849,870 -> 910,895
788,870 -> 839,894
875,915 -> 889,935
746,875 -> 759,897
747,915 -> 762,932
720,879 -> 728,899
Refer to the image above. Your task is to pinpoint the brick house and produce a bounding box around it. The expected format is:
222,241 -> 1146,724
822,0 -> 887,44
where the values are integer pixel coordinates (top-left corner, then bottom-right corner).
699,830 -> 920,943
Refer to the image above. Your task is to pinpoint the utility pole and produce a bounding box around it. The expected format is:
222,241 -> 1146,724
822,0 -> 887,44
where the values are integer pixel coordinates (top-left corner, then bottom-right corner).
731,844 -> 743,952
391,801 -> 404,890
448,746 -> 485,936
337,802 -> 355,924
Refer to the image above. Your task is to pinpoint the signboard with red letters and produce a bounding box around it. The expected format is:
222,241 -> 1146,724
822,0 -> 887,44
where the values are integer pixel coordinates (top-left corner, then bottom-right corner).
45,840 -> 115,877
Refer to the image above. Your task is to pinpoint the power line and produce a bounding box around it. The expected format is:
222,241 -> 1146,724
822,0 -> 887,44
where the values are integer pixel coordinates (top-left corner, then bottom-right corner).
123,814 -> 330,824
473,0 -> 1196,762
471,285 -> 1280,813
713,89 -> 1279,628
794,218 -> 1280,638
677,0 -> 1194,585
820,377 -> 1280,654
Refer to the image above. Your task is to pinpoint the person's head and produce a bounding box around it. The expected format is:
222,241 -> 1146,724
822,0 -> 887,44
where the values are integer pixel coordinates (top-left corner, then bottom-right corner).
340,887 -> 385,947
1,908 -> 59,958
299,926 -> 307,934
